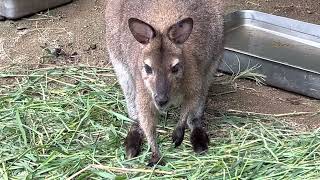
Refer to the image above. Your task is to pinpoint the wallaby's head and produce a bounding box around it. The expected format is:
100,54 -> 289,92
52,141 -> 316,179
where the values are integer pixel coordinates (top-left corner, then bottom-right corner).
128,17 -> 193,110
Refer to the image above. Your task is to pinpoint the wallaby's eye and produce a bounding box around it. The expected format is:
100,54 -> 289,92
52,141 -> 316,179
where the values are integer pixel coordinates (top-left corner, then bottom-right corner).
144,64 -> 153,74
171,63 -> 180,74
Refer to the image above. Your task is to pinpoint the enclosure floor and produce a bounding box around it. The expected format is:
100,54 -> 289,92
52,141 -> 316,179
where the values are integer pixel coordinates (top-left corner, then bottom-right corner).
0,0 -> 319,130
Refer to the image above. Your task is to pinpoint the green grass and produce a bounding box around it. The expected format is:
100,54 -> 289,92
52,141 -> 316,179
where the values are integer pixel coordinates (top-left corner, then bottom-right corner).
0,66 -> 320,179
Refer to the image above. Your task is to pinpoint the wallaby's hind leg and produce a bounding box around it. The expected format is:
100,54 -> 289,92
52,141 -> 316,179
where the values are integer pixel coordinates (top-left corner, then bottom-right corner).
125,123 -> 144,158
109,51 -> 142,158
109,51 -> 138,120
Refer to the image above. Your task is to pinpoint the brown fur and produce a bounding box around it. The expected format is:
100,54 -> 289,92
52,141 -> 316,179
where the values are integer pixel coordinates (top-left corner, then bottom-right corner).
105,0 -> 224,165
125,123 -> 144,158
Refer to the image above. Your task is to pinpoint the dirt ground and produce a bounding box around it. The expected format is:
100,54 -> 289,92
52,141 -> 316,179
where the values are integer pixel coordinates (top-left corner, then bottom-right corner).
0,0 -> 319,130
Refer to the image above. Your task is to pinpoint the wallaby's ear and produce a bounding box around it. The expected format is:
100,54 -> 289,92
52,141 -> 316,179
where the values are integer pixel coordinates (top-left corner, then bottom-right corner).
168,18 -> 193,44
128,18 -> 156,44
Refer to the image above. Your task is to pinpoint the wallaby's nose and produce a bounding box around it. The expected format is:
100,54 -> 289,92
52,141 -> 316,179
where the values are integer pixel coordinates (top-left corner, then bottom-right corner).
155,94 -> 169,107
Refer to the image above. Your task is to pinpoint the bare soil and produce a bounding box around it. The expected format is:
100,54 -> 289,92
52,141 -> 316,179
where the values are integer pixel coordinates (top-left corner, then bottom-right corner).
0,0 -> 319,130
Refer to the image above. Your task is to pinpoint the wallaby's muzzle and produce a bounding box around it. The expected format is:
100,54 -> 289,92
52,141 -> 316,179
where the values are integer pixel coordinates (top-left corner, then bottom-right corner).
154,94 -> 169,107
154,74 -> 170,108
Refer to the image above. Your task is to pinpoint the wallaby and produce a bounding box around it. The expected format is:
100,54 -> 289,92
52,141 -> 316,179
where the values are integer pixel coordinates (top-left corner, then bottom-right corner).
105,0 -> 224,166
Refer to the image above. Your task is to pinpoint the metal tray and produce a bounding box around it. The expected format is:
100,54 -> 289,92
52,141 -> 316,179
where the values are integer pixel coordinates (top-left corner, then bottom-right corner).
219,10 -> 320,99
0,0 -> 73,20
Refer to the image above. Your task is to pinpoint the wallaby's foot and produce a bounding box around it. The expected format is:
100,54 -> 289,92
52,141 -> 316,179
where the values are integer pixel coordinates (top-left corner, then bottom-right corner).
125,125 -> 144,158
190,127 -> 209,154
147,153 -> 165,167
172,125 -> 185,147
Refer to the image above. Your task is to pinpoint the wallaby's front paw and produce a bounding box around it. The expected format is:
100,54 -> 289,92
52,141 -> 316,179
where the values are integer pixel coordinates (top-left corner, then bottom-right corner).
172,126 -> 185,147
125,129 -> 143,158
147,153 -> 165,167
190,127 -> 209,154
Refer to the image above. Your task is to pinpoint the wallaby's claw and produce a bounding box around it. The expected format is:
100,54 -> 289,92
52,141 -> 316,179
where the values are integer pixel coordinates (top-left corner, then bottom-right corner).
147,161 -> 155,167
125,128 -> 143,159
147,160 -> 165,167
126,145 -> 140,159
190,127 -> 209,154
147,154 -> 165,167
172,126 -> 185,147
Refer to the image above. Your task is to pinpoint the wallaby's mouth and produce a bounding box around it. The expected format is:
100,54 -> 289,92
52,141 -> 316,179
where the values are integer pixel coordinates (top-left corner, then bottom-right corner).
154,103 -> 170,113
153,97 -> 170,112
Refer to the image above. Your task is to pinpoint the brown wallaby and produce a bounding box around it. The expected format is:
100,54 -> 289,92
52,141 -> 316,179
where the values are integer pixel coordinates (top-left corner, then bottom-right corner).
105,0 -> 224,166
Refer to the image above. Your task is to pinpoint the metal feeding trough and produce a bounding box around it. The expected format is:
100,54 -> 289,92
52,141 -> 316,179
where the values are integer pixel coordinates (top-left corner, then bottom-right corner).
0,0 -> 73,20
219,10 -> 320,99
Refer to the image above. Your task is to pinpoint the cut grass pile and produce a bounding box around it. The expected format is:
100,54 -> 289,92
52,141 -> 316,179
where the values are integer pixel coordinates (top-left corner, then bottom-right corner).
0,66 -> 320,179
